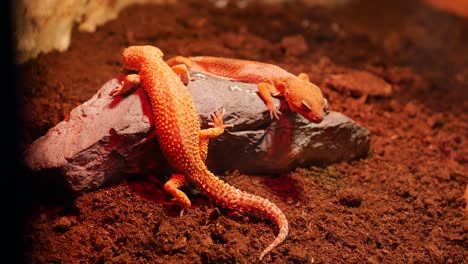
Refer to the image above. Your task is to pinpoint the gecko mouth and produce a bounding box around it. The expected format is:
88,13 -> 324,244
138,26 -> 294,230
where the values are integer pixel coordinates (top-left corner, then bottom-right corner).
309,115 -> 324,123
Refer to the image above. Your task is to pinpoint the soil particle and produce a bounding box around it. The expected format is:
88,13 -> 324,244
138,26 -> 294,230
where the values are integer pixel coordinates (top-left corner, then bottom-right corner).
53,216 -> 72,232
280,34 -> 309,56
336,188 -> 363,208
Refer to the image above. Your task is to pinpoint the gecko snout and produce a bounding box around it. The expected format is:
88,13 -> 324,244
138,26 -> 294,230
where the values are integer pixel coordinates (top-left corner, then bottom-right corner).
309,114 -> 324,123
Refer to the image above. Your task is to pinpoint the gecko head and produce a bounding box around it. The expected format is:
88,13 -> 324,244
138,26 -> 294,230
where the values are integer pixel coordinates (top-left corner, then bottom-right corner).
121,45 -> 164,70
281,78 -> 328,123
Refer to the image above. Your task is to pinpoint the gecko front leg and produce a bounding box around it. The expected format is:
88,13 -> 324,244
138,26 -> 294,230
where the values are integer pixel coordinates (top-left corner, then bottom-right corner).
110,73 -> 141,97
257,82 -> 282,120
166,55 -> 193,68
164,173 -> 190,217
171,64 -> 190,85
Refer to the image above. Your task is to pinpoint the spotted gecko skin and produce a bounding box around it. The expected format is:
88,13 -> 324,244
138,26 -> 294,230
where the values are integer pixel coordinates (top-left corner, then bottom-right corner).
115,46 -> 288,261
167,55 -> 328,123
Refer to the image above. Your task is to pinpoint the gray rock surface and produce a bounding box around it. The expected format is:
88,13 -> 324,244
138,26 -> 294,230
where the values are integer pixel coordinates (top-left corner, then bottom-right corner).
23,72 -> 370,193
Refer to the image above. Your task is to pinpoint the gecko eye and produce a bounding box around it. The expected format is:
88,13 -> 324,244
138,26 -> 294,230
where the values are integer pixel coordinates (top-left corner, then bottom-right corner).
301,100 -> 312,112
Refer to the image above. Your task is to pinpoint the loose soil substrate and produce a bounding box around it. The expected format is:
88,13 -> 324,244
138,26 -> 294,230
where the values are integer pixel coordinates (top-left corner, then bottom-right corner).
18,0 -> 467,263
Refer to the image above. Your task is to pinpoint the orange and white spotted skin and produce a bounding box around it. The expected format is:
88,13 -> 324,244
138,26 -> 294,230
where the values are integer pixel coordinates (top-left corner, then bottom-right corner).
167,55 -> 329,123
110,46 -> 289,261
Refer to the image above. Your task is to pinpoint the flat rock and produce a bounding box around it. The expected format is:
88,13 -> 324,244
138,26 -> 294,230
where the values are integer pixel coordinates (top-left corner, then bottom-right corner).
323,70 -> 392,97
23,72 -> 370,193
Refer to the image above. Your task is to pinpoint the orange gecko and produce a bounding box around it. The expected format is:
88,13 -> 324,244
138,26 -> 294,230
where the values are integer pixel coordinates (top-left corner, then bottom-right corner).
110,46 -> 288,261
167,55 -> 329,123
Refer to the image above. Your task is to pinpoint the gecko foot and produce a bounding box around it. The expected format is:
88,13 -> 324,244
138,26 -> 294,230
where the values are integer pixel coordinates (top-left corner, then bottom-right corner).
268,105 -> 282,120
208,108 -> 234,129
162,200 -> 188,217
110,73 -> 141,97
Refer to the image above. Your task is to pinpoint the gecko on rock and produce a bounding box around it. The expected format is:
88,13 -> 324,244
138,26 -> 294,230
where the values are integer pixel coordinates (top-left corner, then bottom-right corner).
167,55 -> 329,123
110,45 -> 289,261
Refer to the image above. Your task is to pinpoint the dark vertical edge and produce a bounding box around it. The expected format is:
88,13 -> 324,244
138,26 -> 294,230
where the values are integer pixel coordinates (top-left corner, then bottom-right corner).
3,1 -> 25,263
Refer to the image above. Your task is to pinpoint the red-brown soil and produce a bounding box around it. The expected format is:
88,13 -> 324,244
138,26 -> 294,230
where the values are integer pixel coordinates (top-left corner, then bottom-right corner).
17,0 -> 467,263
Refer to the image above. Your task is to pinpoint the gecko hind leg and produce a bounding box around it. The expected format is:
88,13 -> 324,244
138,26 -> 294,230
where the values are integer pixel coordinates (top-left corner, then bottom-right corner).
199,109 -> 233,162
164,173 -> 191,217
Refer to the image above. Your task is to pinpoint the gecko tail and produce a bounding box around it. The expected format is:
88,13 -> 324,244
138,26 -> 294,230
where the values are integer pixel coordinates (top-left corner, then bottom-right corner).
194,168 -> 289,261
219,183 -> 289,261
259,222 -> 289,261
